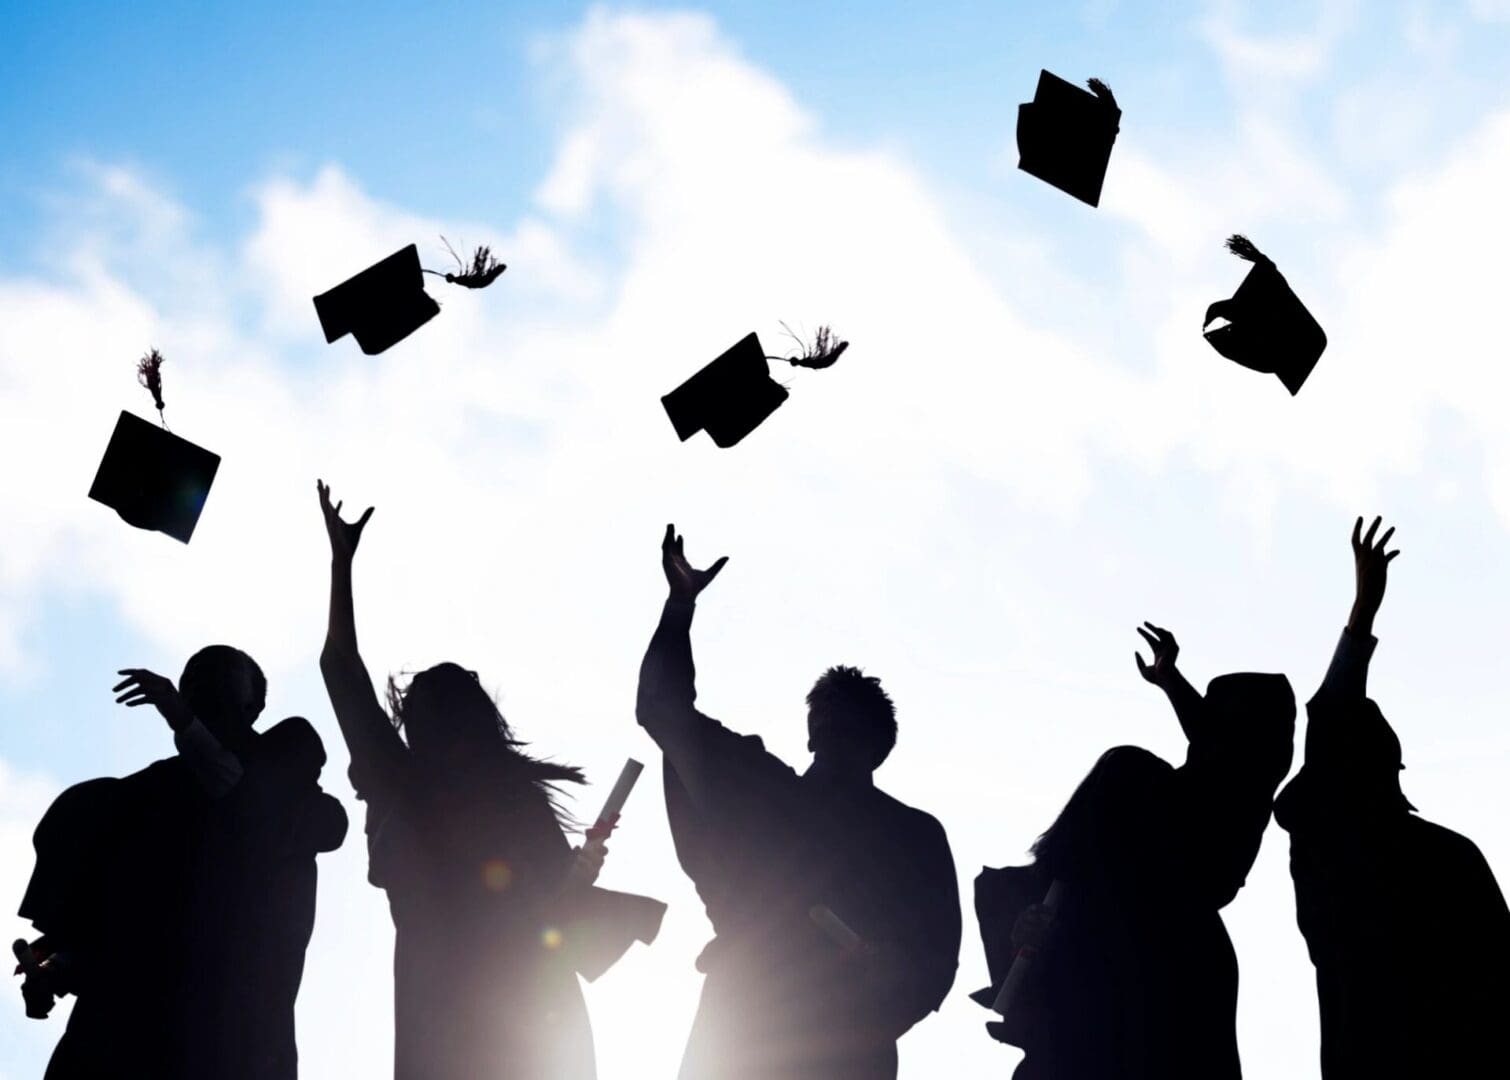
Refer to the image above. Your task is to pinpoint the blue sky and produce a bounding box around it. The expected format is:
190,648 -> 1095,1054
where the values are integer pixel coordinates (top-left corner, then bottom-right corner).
6,2 -> 1510,1077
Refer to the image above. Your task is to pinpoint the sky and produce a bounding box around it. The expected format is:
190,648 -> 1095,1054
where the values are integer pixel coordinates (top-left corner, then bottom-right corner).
5,1 -> 1510,1076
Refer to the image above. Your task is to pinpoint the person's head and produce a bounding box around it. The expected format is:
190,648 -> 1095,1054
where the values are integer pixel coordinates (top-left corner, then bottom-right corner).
1032,745 -> 1175,882
388,662 -> 509,761
387,662 -> 585,814
1201,672 -> 1297,783
805,666 -> 897,775
179,645 -> 267,749
1305,696 -> 1415,813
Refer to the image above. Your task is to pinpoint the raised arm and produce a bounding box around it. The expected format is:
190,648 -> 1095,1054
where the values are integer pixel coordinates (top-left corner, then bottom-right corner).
1314,515 -> 1398,706
316,480 -> 406,799
635,524 -> 728,799
1135,623 -> 1205,742
112,667 -> 244,797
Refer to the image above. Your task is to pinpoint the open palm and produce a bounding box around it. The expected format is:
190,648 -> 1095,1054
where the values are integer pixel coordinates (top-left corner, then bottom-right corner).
317,480 -> 374,562
662,524 -> 728,602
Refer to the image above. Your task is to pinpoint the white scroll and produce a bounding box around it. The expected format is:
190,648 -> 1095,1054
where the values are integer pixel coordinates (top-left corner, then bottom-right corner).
990,879 -> 1065,1016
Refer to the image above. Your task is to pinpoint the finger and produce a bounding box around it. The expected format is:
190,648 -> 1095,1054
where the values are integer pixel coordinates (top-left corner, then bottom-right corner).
117,693 -> 150,706
706,555 -> 729,581
1147,623 -> 1171,639
1385,549 -> 1401,562
1352,516 -> 1362,549
1363,516 -> 1380,547
1136,627 -> 1158,648
1135,653 -> 1150,675
662,524 -> 675,550
1377,526 -> 1395,550
357,506 -> 374,528
334,500 -> 343,515
111,678 -> 138,693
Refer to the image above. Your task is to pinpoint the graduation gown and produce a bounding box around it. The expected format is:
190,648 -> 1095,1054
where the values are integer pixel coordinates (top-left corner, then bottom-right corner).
1274,629 -> 1510,1079
331,676 -> 665,1080
975,676 -> 1295,1080
638,597 -> 961,1080
18,718 -> 347,1080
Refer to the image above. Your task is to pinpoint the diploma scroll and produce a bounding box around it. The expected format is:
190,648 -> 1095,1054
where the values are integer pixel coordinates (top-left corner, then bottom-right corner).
809,904 -> 865,954
567,758 -> 644,888
990,879 -> 1065,1016
13,939 -> 54,1019
593,758 -> 644,834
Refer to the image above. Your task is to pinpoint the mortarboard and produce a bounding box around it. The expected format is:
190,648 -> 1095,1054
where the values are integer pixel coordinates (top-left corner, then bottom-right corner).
88,351 -> 220,543
312,238 -> 506,356
1203,235 -> 1327,395
661,326 -> 847,448
1017,70 -> 1121,207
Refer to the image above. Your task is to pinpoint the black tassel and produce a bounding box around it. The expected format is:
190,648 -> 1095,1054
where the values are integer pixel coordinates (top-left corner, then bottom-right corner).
773,323 -> 849,370
1225,234 -> 1269,264
1086,78 -> 1118,109
435,236 -> 507,289
136,349 -> 167,427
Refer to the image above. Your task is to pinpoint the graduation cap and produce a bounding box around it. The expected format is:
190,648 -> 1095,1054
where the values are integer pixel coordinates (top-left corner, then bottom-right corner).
1017,70 -> 1121,207
88,350 -> 221,543
662,325 -> 848,448
312,238 -> 506,355
1203,235 -> 1327,395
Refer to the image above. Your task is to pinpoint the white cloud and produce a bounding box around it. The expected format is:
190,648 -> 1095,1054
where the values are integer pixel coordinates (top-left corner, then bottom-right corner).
6,6 -> 1510,1080
1201,0 -> 1361,86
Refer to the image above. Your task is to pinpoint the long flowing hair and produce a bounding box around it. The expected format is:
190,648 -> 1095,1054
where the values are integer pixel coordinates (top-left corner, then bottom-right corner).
1031,745 -> 1174,884
386,662 -> 584,826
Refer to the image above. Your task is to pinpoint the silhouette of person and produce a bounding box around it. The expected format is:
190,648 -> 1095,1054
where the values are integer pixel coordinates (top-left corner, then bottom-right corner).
975,626 -> 1294,1080
16,645 -> 347,1079
315,481 -> 663,1080
1274,517 -> 1510,1079
636,524 -> 960,1080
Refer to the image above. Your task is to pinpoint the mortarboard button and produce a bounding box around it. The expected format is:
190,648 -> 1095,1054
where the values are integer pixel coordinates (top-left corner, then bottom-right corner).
662,326 -> 847,448
1017,70 -> 1120,207
1203,235 -> 1327,396
311,239 -> 505,356
88,351 -> 220,543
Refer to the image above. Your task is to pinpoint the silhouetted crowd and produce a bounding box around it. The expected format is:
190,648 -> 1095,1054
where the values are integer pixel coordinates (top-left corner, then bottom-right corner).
12,502 -> 1509,1079
12,58 -> 1509,1080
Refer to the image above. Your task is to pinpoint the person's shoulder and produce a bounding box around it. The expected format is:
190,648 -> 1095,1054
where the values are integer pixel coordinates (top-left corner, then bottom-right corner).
875,788 -> 950,840
1406,815 -> 1490,868
41,775 -> 121,824
254,716 -> 328,778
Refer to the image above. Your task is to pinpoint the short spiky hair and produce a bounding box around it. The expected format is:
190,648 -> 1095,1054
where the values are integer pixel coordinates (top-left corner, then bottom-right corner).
806,665 -> 897,768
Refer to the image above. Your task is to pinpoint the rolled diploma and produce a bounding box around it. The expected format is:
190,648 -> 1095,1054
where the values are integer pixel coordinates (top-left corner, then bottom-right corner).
990,879 -> 1065,1016
11,939 -> 38,973
593,758 -> 644,832
809,904 -> 864,953
567,759 -> 644,889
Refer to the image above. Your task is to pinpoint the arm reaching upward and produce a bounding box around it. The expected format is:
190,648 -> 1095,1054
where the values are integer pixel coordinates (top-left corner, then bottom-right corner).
316,480 -> 406,799
113,667 -> 244,796
635,524 -> 728,803
1136,623 -> 1205,742
1315,516 -> 1399,705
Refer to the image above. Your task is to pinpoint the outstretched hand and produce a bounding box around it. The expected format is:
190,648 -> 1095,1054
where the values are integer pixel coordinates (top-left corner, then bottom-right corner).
1349,515 -> 1399,636
661,524 -> 728,602
317,480 -> 374,563
1134,623 -> 1180,687
114,668 -> 195,732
